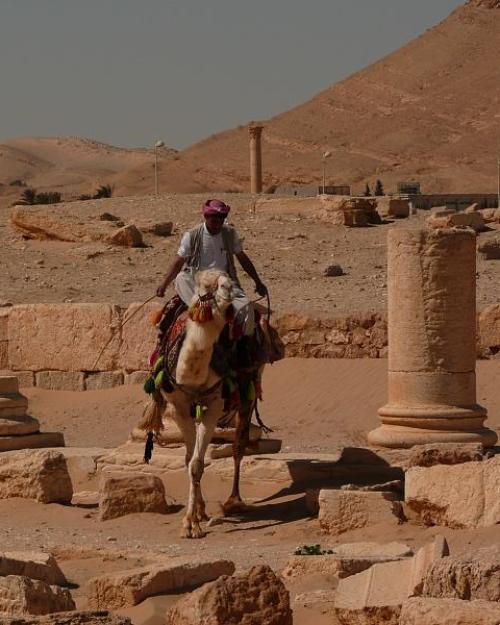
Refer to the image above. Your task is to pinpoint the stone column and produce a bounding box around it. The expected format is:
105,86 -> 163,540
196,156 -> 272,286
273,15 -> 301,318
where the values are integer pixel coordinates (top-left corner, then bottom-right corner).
368,227 -> 497,449
0,376 -> 64,451
249,124 -> 264,194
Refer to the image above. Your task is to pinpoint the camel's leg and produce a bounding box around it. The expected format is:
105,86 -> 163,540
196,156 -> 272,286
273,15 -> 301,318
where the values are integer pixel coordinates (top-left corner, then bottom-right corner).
223,401 -> 253,515
184,396 -> 221,539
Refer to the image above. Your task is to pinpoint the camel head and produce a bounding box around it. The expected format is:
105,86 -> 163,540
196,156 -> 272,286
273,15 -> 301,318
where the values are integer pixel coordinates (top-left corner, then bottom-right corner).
189,269 -> 234,323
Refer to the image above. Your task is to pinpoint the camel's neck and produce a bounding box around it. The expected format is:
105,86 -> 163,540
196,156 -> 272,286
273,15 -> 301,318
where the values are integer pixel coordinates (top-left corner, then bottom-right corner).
175,312 -> 226,387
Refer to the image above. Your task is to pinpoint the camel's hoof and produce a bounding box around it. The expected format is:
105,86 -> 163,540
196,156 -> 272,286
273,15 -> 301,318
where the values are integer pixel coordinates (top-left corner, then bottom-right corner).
190,523 -> 206,539
180,527 -> 192,539
222,498 -> 252,516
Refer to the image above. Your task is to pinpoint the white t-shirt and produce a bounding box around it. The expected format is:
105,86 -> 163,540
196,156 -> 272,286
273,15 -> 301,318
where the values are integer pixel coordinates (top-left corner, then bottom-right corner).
177,224 -> 243,271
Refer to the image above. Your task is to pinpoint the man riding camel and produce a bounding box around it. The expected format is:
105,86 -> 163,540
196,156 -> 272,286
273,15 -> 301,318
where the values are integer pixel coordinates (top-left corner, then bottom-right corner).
156,198 -> 267,338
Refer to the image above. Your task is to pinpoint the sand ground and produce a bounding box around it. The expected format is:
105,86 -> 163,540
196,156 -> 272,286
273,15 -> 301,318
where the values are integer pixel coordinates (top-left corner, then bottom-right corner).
1,358 -> 498,624
2,193 -> 500,318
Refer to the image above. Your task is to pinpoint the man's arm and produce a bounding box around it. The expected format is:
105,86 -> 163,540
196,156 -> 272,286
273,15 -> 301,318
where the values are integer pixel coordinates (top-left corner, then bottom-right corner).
235,251 -> 267,296
156,255 -> 185,297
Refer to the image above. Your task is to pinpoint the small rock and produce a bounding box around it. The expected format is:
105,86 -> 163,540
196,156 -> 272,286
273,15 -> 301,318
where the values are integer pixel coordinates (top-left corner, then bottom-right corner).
323,264 -> 344,277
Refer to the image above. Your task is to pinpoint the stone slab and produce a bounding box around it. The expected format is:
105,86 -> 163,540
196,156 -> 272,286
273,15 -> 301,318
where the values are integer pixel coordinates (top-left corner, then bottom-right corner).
36,371 -> 85,391
283,542 -> 413,580
0,371 -> 35,388
84,371 -> 124,391
86,559 -> 235,609
0,415 -> 39,436
0,377 -> 19,394
400,598 -> 500,625
123,371 -> 148,386
0,551 -> 66,585
8,304 -> 121,372
0,612 -> 133,625
118,302 -> 160,373
0,432 -> 64,453
319,489 -> 403,535
405,456 -> 500,528
0,394 -> 28,417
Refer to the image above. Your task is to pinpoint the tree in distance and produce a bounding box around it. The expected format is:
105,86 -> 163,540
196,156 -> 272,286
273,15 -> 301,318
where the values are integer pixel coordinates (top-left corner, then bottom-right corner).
78,184 -> 114,201
16,188 -> 61,205
364,183 -> 372,197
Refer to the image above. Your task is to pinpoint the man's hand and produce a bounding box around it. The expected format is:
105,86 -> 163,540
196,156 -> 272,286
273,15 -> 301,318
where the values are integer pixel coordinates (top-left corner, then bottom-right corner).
255,280 -> 268,297
156,283 -> 167,298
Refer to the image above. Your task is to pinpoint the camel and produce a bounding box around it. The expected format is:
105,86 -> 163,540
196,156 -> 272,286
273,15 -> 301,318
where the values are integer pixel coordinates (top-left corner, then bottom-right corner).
139,269 -> 262,538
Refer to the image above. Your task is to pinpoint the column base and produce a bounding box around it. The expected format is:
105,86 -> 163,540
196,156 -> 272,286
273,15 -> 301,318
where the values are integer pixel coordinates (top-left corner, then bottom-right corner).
0,432 -> 65,452
367,424 -> 498,449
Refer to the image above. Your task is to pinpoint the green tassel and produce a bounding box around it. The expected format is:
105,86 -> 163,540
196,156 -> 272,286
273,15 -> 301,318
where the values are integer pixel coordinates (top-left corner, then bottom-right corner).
154,369 -> 165,389
143,377 -> 155,394
153,355 -> 164,374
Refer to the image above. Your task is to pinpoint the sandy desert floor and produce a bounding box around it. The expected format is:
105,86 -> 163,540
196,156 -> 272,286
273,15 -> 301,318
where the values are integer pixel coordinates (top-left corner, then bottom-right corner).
2,193 -> 500,623
2,193 -> 500,318
0,358 -> 497,624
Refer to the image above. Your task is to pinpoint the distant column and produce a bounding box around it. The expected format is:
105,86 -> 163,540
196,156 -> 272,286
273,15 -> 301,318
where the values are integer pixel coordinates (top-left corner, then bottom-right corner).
249,124 -> 264,194
368,227 -> 497,449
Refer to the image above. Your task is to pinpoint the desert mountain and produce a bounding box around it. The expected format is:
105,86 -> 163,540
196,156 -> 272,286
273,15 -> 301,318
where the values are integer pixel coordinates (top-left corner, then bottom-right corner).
1,0 -> 499,201
0,137 -> 176,207
163,0 -> 500,195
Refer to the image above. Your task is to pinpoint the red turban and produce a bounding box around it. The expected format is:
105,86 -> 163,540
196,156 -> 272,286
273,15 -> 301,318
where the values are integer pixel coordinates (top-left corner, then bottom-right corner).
202,199 -> 230,217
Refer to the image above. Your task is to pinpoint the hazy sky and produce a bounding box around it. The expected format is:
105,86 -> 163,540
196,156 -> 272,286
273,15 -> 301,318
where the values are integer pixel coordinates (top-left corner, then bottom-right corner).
0,0 -> 463,150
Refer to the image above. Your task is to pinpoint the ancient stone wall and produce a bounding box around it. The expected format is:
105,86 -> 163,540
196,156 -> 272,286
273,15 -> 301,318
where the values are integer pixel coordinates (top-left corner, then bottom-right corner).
0,303 -> 499,389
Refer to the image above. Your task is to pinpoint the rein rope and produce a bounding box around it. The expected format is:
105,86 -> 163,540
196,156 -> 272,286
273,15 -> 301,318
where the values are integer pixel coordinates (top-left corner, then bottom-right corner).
91,294 -> 158,371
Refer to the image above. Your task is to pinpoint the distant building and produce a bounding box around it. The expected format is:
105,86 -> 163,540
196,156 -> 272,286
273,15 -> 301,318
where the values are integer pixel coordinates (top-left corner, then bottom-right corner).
274,185 -> 351,197
398,181 -> 421,195
319,185 -> 351,196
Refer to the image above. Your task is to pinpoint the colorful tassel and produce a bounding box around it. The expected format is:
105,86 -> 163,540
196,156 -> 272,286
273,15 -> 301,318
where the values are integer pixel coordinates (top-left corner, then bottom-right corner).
149,349 -> 159,367
143,376 -> 155,394
188,300 -> 214,323
154,369 -> 165,389
153,355 -> 164,374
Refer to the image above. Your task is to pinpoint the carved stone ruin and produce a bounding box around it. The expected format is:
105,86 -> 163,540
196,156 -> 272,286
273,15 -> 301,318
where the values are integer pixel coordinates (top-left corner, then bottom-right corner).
368,227 -> 497,448
249,123 -> 263,194
0,375 -> 65,451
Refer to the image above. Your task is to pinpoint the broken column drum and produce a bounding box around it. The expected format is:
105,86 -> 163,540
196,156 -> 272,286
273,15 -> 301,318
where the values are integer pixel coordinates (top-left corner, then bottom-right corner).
368,227 -> 497,448
249,124 -> 263,194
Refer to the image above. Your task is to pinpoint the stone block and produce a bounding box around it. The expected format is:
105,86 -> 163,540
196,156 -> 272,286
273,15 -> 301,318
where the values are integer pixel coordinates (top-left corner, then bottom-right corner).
318,489 -> 403,535
0,433 -> 65,453
333,559 -> 412,625
478,237 -> 500,260
377,198 -> 410,218
8,304 -> 121,372
0,376 -> 19,394
165,565 -> 292,625
400,598 -> 500,625
0,343 -> 7,369
0,552 -> 66,586
86,559 -> 235,609
282,541 -> 413,579
478,304 -> 500,349
426,211 -> 485,232
0,613 -> 133,625
0,575 -> 74,616
405,456 -> 500,528
423,548 -> 500,601
407,443 -> 484,468
84,371 -> 123,391
99,472 -> 171,520
118,302 -> 160,373
0,392 -> 28,418
0,415 -> 39,436
0,371 -> 35,388
408,536 -> 449,596
0,450 -> 72,503
35,371 -> 85,391
123,371 -> 148,385
0,309 -> 9,342
71,491 -> 99,508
